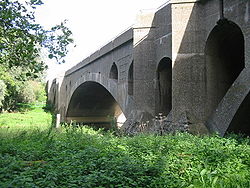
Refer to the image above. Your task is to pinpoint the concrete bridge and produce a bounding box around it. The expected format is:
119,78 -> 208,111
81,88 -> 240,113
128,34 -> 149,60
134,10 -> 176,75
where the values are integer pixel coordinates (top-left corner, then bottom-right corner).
48,0 -> 250,136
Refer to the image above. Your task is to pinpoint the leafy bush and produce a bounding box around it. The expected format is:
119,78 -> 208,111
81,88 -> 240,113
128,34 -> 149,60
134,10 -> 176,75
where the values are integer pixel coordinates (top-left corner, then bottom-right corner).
0,111 -> 250,188
32,81 -> 47,103
18,82 -> 36,104
18,80 -> 46,105
0,66 -> 46,111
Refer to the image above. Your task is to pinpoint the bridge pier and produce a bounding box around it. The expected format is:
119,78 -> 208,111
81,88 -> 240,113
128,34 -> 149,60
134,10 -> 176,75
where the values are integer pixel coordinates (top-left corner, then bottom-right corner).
48,0 -> 250,136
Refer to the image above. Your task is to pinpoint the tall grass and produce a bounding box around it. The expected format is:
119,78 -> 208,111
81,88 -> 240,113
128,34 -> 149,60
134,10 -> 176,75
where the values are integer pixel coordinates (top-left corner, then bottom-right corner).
0,108 -> 250,187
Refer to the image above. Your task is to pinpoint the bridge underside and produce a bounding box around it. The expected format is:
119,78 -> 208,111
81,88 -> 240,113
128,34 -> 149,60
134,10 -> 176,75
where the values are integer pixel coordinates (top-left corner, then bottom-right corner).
203,20 -> 249,135
66,81 -> 123,128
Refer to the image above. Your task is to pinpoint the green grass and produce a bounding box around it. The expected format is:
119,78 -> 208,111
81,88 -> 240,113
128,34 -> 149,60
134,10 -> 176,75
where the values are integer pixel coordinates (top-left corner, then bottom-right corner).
0,106 -> 51,131
0,108 -> 250,187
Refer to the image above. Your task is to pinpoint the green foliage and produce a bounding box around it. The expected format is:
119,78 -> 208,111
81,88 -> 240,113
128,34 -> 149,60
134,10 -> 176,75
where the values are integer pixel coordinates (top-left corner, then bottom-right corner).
30,80 -> 46,102
0,66 -> 20,111
0,66 -> 46,111
19,80 -> 46,104
0,0 -> 73,111
0,107 -> 51,130
18,82 -> 36,104
0,110 -> 250,188
0,0 -> 74,78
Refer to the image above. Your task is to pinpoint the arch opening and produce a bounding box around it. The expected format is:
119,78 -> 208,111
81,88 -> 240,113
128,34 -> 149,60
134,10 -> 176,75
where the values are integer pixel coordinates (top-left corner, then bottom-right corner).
128,62 -> 133,95
66,81 -> 125,129
109,63 -> 118,80
156,57 -> 172,116
205,20 -> 246,133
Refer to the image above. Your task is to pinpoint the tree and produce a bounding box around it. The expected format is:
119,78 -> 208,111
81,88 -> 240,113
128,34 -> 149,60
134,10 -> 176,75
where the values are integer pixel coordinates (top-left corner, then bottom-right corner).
0,0 -> 74,79
0,0 -> 74,111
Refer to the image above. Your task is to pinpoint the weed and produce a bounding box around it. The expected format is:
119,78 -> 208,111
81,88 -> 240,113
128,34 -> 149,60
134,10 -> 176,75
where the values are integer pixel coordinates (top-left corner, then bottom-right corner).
0,108 -> 250,187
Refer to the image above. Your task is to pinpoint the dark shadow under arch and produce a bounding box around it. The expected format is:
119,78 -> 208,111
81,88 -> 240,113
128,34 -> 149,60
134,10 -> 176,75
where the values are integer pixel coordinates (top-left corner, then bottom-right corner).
205,19 -> 247,134
66,81 -> 123,128
205,20 -> 245,118
156,57 -> 172,116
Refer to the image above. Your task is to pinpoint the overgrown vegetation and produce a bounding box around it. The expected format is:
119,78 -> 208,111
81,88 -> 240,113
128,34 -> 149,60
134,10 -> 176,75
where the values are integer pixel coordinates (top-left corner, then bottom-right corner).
0,72 -> 47,112
0,108 -> 250,187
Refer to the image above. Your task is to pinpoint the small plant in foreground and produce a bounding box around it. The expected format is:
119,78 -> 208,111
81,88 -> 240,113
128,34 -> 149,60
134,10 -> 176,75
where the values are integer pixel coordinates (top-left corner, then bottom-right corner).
0,108 -> 250,187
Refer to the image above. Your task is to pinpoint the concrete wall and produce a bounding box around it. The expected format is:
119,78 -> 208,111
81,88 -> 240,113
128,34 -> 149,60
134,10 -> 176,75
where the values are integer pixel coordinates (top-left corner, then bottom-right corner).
48,0 -> 250,136
204,0 -> 250,135
132,3 -> 172,118
171,0 -> 250,135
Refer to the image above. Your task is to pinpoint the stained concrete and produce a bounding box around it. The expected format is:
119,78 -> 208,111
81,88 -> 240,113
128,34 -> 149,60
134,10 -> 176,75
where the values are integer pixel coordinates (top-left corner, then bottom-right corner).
48,0 -> 250,136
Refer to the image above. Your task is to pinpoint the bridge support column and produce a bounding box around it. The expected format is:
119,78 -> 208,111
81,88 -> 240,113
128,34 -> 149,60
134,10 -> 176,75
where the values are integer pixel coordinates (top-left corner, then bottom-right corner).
133,10 -> 157,117
171,0 -> 208,133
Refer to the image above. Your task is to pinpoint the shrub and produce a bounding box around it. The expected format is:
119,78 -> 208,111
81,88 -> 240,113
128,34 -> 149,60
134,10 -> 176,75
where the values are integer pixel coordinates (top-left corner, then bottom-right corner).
18,82 -> 36,104
29,80 -> 47,103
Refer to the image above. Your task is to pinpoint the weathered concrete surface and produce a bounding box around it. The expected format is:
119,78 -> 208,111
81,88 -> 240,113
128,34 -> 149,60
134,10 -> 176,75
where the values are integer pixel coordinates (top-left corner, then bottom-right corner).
169,0 -> 250,135
48,0 -> 250,136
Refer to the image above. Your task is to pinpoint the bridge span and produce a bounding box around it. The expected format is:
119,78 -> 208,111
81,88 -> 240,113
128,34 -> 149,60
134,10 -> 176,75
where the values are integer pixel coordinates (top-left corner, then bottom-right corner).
48,0 -> 250,136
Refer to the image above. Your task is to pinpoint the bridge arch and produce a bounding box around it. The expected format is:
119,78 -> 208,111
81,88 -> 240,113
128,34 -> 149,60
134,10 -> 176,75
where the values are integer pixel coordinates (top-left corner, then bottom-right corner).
156,57 -> 172,116
66,80 -> 125,128
205,20 -> 244,119
204,19 -> 250,135
109,63 -> 118,81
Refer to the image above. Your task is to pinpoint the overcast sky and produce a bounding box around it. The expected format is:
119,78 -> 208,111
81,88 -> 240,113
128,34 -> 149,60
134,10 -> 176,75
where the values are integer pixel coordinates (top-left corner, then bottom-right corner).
34,0 -> 168,79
